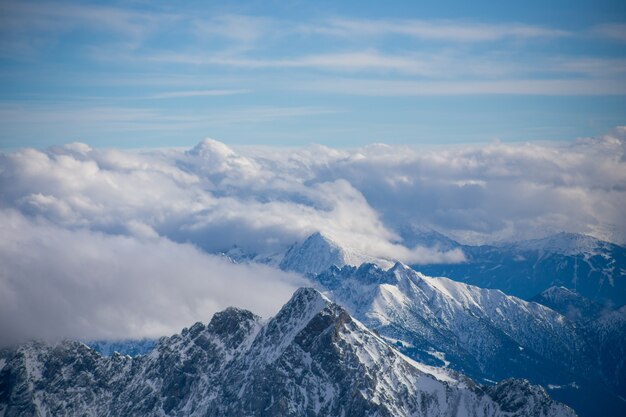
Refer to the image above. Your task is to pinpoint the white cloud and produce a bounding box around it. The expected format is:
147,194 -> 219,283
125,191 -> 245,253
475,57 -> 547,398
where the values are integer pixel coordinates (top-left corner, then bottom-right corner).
2,129 -> 625,250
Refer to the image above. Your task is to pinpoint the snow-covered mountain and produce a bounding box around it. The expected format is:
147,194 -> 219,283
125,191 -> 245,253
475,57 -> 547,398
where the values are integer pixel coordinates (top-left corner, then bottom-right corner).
0,288 -> 575,417
530,287 -> 606,323
310,263 -> 625,417
582,305 -> 626,406
413,232 -> 626,307
398,225 -> 462,252
279,231 -> 393,275
313,263 -> 580,380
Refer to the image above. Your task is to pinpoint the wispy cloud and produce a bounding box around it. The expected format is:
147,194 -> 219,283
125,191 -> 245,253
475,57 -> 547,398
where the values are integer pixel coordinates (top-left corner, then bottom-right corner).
307,17 -> 570,42
148,89 -> 252,99
291,77 -> 626,96
590,23 -> 626,42
143,51 -> 438,75
0,1 -> 178,49
192,14 -> 275,46
134,50 -> 626,82
0,103 -> 342,145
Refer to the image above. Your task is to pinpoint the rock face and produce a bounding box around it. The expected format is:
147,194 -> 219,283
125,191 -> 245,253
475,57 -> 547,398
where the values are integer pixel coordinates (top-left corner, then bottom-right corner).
0,288 -> 575,417
412,232 -> 626,307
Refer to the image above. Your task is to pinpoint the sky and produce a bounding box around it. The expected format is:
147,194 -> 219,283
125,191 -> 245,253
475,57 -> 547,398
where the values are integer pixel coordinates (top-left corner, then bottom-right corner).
0,0 -> 625,149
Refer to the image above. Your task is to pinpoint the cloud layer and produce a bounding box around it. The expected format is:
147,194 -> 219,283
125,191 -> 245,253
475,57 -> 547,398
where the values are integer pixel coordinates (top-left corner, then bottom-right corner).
1,128 -> 625,344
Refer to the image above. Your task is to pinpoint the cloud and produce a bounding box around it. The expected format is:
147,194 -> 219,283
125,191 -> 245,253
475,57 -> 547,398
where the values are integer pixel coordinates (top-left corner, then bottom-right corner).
1,129 -> 625,343
148,89 -> 252,99
192,14 -> 275,46
290,77 -> 626,96
2,129 -> 625,251
590,23 -> 626,42
0,209 -> 308,346
310,18 -> 570,42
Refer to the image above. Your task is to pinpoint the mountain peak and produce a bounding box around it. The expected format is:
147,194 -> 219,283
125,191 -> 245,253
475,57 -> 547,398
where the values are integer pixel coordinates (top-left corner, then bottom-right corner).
539,285 -> 577,298
508,232 -> 607,255
398,224 -> 461,251
279,232 -> 346,276
531,285 -> 604,322
280,232 -> 395,276
274,287 -> 333,324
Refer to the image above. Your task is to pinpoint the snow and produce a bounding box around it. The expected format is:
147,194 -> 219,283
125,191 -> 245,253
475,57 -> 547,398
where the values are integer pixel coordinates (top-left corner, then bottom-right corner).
427,350 -> 450,367
397,352 -> 457,384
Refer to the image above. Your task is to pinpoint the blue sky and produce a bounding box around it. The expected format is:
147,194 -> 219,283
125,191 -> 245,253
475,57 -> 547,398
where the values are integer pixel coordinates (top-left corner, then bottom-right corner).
0,0 -> 625,149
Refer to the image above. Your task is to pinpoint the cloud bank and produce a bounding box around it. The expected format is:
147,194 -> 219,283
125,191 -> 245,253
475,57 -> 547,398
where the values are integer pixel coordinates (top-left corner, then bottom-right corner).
0,209 -> 307,346
1,128 -> 625,344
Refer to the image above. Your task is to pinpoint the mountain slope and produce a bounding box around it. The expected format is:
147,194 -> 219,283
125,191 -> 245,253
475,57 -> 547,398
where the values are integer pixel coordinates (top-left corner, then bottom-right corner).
313,263 -> 581,381
0,288 -> 575,417
583,305 -> 626,402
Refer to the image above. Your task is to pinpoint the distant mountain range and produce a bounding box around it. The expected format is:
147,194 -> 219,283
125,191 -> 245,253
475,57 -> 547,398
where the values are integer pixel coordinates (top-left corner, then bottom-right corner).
411,231 -> 626,308
0,289 -> 575,417
275,230 -> 626,309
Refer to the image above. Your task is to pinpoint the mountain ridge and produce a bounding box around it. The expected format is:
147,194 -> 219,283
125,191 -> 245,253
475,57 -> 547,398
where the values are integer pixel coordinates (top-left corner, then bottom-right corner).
0,287 -> 576,417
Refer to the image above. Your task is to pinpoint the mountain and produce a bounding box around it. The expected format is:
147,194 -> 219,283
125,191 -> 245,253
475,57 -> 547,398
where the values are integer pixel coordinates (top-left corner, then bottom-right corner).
398,224 -> 462,252
413,232 -> 626,307
221,244 -> 284,266
530,287 -> 606,323
313,263 -> 580,381
532,290 -> 626,404
534,287 -> 626,396
582,305 -> 626,404
0,288 -> 575,417
310,263 -> 625,417
279,231 -> 393,276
